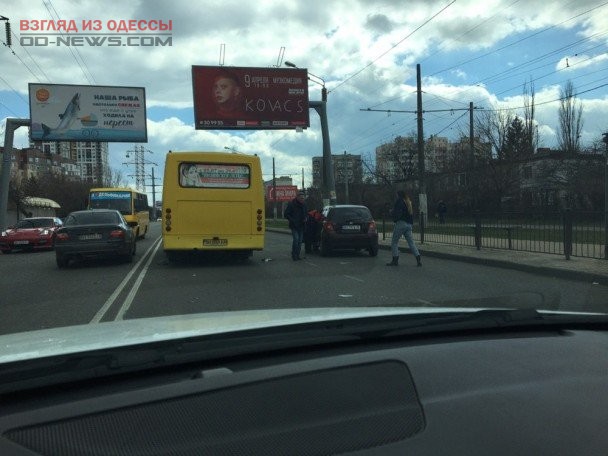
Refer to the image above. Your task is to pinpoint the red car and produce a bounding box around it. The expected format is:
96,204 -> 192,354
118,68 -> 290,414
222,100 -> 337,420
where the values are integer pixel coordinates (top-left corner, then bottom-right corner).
0,217 -> 64,253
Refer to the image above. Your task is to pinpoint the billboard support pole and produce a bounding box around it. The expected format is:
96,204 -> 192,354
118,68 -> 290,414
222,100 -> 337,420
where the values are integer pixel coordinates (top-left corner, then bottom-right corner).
0,118 -> 30,231
310,93 -> 336,206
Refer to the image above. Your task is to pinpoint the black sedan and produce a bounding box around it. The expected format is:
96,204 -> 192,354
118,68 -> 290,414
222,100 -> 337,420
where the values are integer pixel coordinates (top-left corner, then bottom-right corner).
54,209 -> 136,268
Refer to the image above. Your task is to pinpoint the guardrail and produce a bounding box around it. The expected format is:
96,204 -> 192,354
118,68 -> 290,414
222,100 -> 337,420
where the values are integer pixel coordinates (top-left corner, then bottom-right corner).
381,210 -> 606,260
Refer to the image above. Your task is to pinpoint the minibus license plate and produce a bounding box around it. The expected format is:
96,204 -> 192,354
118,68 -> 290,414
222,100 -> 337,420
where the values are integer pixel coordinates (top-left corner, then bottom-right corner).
203,238 -> 228,246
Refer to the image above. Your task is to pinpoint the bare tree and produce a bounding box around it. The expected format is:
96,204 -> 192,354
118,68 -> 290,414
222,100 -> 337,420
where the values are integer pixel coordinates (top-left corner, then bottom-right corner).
522,78 -> 538,155
475,108 -> 513,160
369,135 -> 419,188
103,167 -> 128,187
557,80 -> 584,154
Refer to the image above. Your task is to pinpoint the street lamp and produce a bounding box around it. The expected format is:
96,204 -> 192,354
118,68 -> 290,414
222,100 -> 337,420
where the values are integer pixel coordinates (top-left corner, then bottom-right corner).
285,61 -> 327,101
285,61 -> 335,205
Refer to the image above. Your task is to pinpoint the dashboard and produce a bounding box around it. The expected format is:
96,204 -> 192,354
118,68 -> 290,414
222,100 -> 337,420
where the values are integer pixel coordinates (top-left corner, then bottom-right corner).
0,327 -> 606,455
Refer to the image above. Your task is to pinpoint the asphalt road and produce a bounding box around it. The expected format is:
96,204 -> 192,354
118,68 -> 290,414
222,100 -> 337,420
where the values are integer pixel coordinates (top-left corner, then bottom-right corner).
0,222 -> 606,336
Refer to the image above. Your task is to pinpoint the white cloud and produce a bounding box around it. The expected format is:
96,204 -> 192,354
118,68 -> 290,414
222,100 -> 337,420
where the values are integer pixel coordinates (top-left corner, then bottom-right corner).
3,0 -> 608,191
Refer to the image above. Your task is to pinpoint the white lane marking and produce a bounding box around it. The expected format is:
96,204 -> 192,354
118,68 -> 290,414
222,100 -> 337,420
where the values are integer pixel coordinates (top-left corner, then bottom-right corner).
114,239 -> 163,321
89,237 -> 162,324
344,275 -> 364,283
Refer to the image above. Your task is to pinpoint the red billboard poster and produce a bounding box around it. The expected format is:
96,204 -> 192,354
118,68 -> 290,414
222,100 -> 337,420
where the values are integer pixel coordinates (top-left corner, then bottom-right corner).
192,66 -> 310,130
267,185 -> 298,202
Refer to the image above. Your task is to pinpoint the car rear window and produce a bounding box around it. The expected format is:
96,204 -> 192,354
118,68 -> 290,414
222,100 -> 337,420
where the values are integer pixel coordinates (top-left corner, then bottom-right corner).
328,207 -> 372,223
67,212 -> 120,226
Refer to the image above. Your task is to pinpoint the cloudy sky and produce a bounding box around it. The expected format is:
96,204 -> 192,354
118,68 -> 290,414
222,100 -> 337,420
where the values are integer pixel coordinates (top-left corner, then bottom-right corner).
1,0 -> 608,193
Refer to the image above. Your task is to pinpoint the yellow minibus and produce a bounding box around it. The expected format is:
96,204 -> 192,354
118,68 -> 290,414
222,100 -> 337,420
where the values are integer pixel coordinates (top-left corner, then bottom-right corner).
88,187 -> 150,239
161,151 -> 265,260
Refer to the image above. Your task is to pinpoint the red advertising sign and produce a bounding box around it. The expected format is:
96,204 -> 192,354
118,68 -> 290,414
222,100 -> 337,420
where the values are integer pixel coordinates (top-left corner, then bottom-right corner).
267,185 -> 298,202
192,66 -> 310,130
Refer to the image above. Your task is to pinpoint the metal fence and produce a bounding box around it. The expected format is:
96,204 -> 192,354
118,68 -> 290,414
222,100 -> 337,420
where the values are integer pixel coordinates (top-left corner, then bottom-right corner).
381,210 -> 607,260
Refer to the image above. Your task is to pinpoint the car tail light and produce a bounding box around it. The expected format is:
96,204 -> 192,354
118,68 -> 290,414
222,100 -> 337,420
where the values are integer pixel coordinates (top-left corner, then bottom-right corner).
56,232 -> 69,241
323,221 -> 335,232
110,230 -> 125,238
368,221 -> 377,234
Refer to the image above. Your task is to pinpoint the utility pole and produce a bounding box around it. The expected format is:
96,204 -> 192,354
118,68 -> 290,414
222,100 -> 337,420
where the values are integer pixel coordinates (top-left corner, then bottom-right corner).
343,151 -> 349,204
124,145 -> 156,191
602,132 -> 608,259
147,166 -> 162,219
416,64 -> 427,222
469,101 -> 476,210
360,64 -> 482,217
272,157 -> 277,219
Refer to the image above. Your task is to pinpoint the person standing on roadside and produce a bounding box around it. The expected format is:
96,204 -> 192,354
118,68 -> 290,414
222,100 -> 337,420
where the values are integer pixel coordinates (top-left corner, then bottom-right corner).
284,191 -> 308,261
437,200 -> 447,224
387,190 -> 422,267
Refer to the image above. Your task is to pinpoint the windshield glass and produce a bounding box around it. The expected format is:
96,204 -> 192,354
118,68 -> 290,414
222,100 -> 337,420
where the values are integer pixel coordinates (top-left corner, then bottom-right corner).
328,207 -> 373,223
0,0 -> 607,359
89,192 -> 132,215
14,219 -> 53,229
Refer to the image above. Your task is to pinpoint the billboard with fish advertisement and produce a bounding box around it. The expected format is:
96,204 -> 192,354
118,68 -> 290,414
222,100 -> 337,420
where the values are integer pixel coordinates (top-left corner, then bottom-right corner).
28,83 -> 147,142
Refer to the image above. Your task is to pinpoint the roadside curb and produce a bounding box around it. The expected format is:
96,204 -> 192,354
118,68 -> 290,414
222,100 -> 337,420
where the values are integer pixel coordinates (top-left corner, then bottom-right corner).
380,244 -> 608,285
266,227 -> 608,285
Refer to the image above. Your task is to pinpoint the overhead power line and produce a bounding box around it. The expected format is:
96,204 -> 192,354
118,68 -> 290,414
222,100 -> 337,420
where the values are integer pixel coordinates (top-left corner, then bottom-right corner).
428,0 -> 608,78
331,0 -> 456,93
42,0 -> 96,84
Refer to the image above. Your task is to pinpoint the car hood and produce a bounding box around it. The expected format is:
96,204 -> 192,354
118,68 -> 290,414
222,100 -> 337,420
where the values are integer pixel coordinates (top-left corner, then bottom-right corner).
1,307 -> 605,364
0,307 -> 515,363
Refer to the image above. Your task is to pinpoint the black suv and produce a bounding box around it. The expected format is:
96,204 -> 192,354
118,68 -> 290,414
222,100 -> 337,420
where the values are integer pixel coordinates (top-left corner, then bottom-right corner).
319,205 -> 379,257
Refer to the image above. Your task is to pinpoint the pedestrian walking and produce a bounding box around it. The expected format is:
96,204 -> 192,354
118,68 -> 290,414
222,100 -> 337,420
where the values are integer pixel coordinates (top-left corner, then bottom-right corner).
387,190 -> 422,267
284,191 -> 308,261
437,200 -> 447,224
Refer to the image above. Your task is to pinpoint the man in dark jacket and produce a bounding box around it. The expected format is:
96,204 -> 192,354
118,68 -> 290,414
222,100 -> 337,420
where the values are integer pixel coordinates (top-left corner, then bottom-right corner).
284,191 -> 307,260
